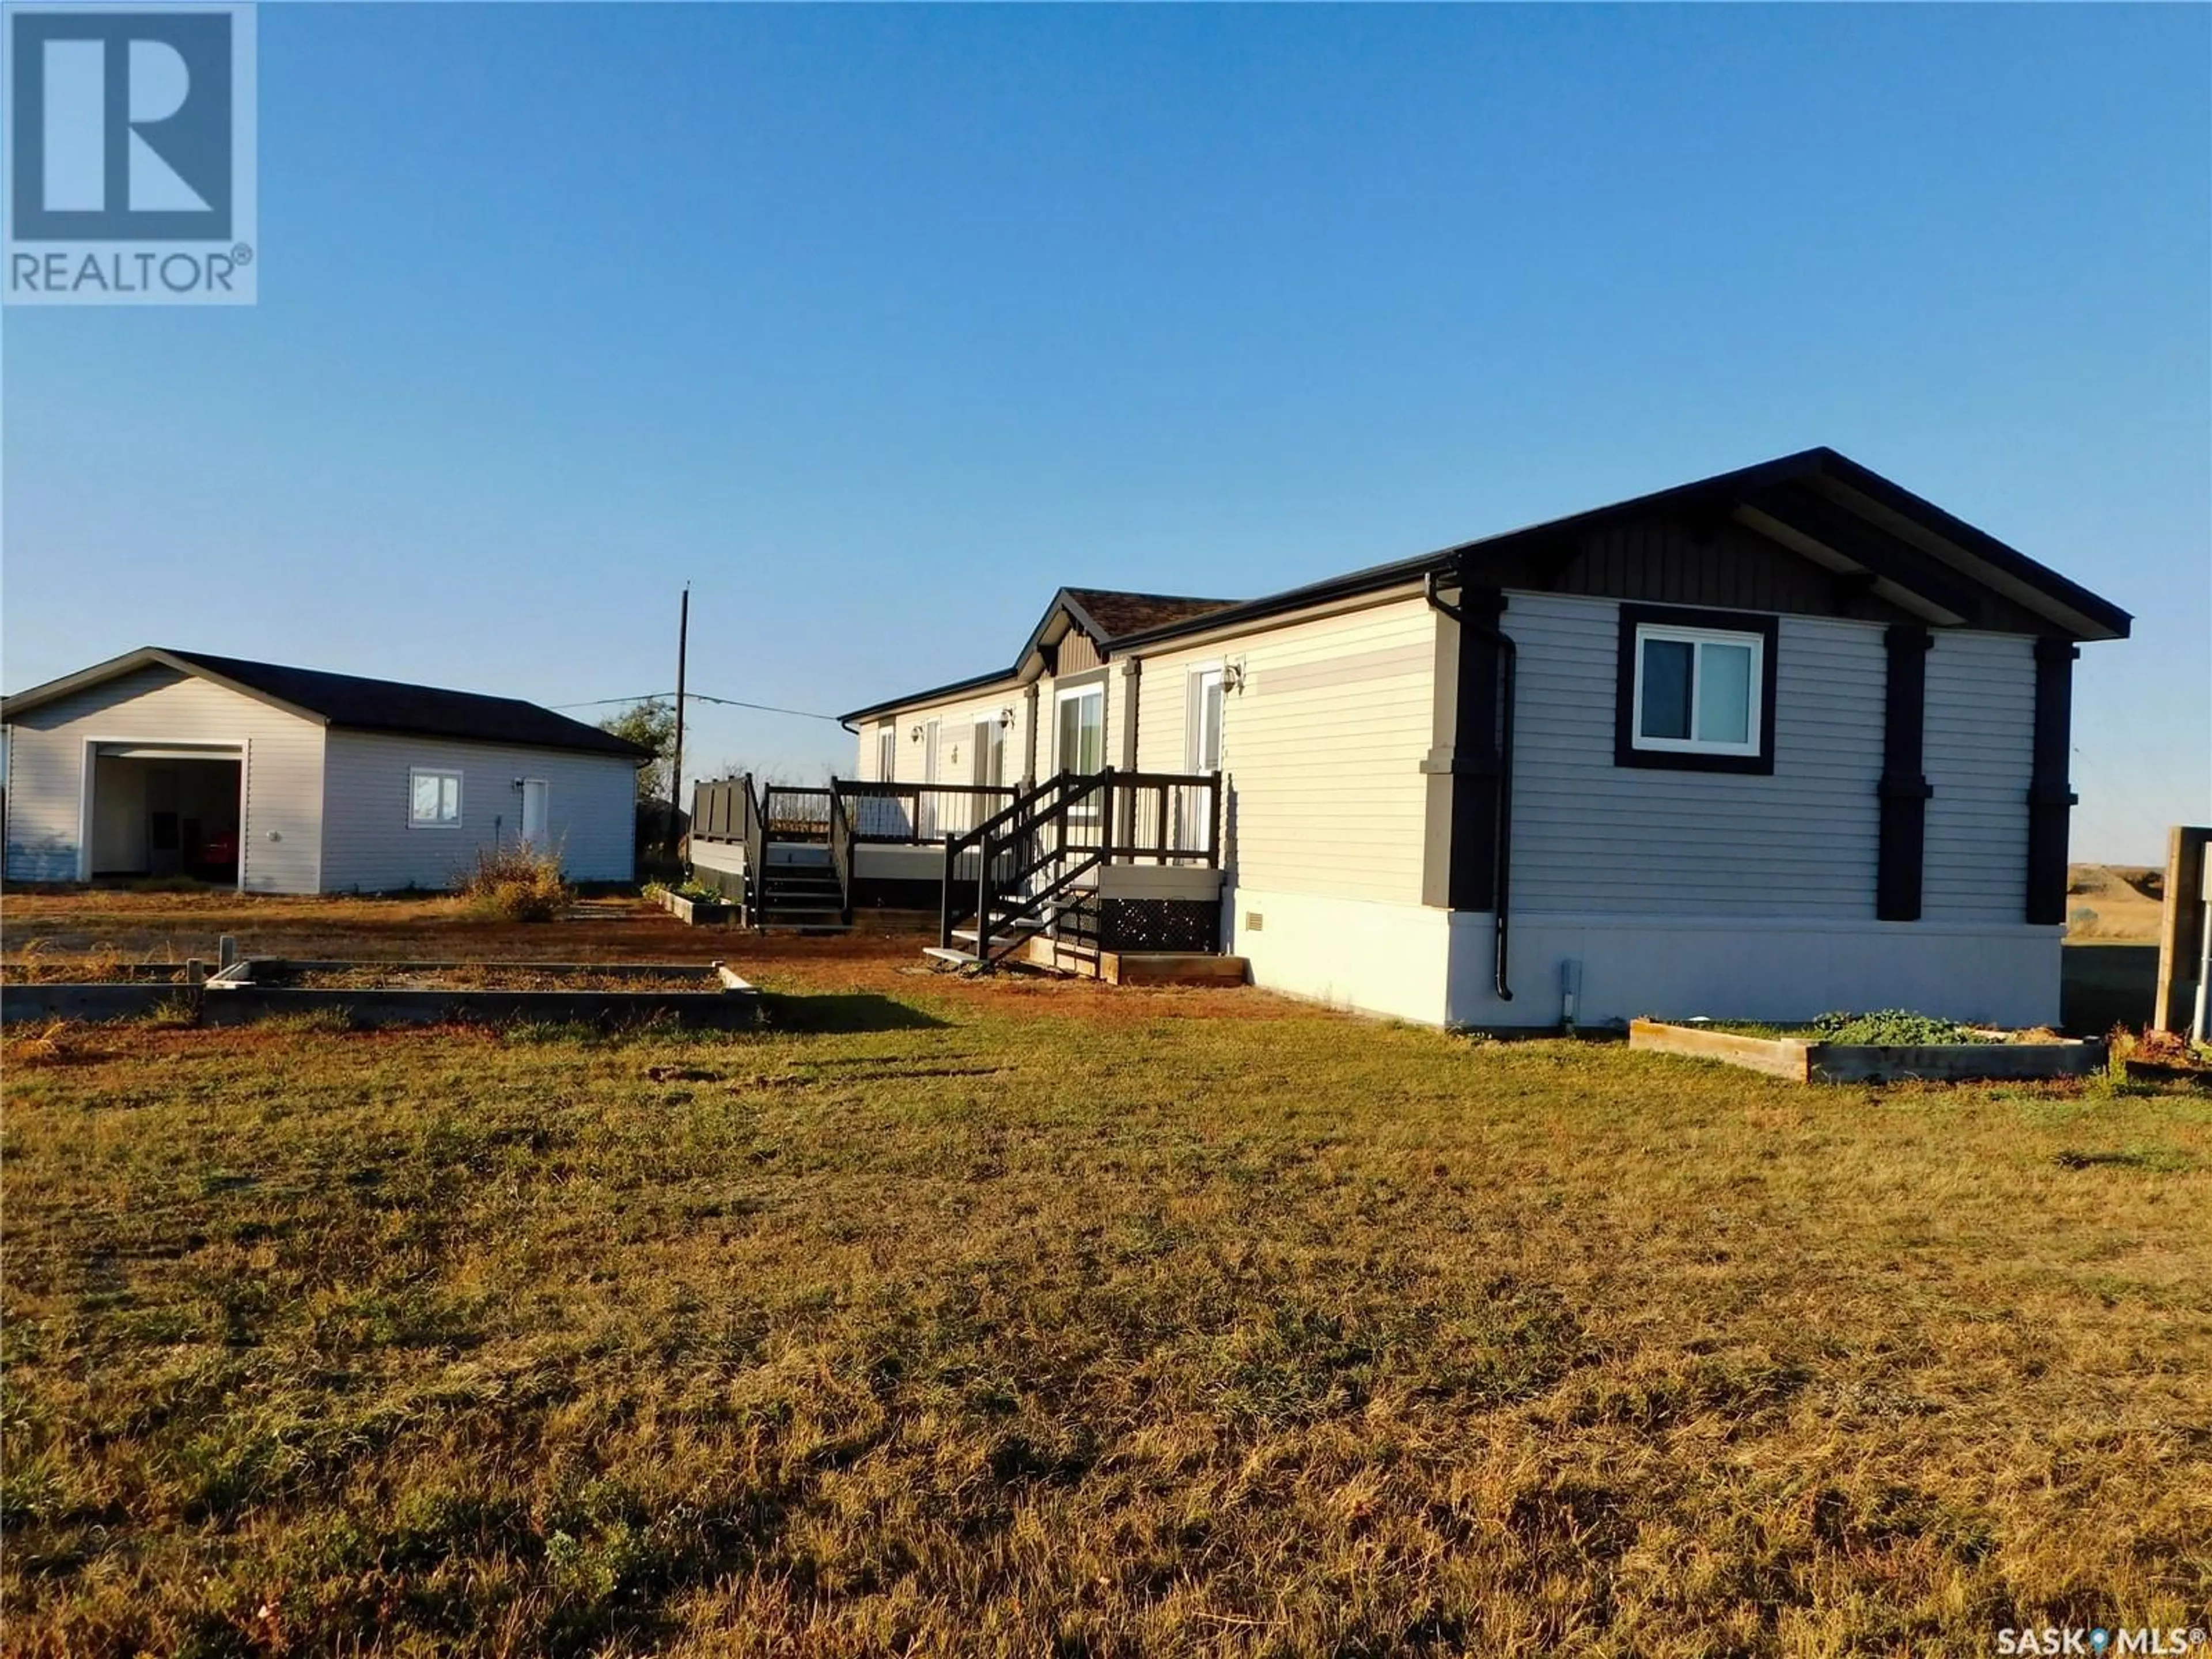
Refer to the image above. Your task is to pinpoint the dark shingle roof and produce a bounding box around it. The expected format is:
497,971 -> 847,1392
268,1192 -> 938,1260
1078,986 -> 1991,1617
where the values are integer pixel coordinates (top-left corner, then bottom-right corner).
166,651 -> 652,756
0,648 -> 651,759
1060,589 -> 1240,641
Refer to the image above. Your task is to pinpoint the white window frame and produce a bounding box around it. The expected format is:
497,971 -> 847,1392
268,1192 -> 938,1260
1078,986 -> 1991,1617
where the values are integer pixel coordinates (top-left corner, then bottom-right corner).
408,766 -> 464,828
1054,683 -> 1104,774
1630,623 -> 1764,758
1184,664 -> 1225,773
518,777 -> 551,845
876,726 -> 896,782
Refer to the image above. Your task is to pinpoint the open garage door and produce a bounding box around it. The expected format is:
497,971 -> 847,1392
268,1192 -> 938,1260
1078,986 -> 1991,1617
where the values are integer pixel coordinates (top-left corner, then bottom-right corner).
86,743 -> 245,889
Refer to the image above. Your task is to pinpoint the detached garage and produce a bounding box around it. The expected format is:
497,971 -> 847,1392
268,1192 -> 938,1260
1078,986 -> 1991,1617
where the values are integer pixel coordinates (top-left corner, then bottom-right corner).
2,648 -> 650,894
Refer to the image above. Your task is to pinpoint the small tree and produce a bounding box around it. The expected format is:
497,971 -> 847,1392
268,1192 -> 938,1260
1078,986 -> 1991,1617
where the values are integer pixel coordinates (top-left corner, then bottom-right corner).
599,698 -> 677,802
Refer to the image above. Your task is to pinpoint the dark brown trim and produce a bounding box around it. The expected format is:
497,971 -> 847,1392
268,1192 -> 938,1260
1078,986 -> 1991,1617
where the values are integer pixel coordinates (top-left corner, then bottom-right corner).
1440,587 -> 1506,912
1876,624 -> 1934,921
2025,638 -> 2078,926
1118,657 -> 1141,771
1612,604 -> 1780,776
1743,485 -> 1987,625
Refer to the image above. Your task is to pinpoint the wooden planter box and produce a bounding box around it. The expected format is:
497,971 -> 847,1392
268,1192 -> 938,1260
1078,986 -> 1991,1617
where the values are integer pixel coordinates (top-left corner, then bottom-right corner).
1628,1018 -> 2107,1084
654,888 -> 740,926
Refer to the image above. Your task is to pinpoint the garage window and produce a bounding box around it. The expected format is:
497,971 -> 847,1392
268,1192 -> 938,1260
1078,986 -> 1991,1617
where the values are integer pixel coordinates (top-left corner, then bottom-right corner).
410,767 -> 463,827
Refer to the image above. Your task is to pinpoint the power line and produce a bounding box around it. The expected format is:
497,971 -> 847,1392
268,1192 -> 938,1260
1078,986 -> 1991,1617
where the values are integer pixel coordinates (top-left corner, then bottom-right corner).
551,690 -> 843,722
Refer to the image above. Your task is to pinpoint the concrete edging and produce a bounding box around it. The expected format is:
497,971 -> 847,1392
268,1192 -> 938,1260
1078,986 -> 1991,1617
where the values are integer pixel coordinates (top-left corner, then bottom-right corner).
2,982 -> 199,1024
5,960 -> 761,1030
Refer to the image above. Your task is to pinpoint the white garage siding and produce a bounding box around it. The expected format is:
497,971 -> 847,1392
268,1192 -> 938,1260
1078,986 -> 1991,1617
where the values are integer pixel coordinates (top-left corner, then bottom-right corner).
319,730 -> 638,891
2,665 -> 324,892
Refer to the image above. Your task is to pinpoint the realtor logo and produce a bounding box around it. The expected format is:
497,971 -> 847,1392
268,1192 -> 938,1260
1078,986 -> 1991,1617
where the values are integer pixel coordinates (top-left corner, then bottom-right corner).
5,2 -> 256,304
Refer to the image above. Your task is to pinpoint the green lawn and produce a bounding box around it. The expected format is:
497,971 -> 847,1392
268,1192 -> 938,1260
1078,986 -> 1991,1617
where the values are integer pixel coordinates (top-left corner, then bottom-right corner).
5,977 -> 2209,1656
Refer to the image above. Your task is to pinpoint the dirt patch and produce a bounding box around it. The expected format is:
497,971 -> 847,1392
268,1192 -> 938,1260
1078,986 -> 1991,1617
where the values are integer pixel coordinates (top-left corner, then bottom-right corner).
0,892 -> 1287,1021
284,966 -> 722,993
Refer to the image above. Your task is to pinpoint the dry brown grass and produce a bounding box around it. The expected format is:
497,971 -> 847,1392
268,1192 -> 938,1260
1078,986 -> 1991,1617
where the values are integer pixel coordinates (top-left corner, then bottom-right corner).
2,906 -> 2209,1656
5,894 -> 2210,1651
453,843 -> 575,923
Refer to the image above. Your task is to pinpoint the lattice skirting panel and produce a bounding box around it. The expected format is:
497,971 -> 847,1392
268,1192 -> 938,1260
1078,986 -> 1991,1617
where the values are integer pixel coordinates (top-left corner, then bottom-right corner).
1097,897 -> 1221,955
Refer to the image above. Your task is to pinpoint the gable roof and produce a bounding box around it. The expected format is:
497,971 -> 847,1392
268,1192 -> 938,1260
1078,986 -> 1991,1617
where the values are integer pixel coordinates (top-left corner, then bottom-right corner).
842,588 -> 1236,725
1,648 -> 653,759
841,448 -> 2129,725
1107,447 -> 2133,651
1060,589 -> 1240,639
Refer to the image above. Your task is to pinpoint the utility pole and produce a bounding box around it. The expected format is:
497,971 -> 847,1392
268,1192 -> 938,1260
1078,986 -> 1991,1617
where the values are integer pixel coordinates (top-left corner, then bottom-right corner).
666,584 -> 689,861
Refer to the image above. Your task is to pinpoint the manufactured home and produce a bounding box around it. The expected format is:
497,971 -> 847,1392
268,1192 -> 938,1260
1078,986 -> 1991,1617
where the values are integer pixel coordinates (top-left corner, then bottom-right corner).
2,649 -> 649,893
695,449 -> 2129,1028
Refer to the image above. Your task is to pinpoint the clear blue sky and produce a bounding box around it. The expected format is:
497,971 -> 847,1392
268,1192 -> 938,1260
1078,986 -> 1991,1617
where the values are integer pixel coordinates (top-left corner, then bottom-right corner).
5,3 -> 2206,862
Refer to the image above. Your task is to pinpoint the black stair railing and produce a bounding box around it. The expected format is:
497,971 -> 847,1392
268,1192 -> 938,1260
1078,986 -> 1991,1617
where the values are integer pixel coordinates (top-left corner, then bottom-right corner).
975,770 -> 1112,965
940,772 -> 1071,949
934,767 -> 1225,967
827,789 -> 855,926
737,775 -> 766,926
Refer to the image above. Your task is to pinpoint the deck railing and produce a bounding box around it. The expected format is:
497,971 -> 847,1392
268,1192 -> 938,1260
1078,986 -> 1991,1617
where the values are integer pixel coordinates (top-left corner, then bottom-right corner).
689,774 -> 767,922
938,768 -> 1222,961
832,781 -> 1017,845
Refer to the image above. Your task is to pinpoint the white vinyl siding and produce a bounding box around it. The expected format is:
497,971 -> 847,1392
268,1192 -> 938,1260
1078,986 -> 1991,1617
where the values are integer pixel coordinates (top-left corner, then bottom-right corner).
1183,596 -> 1437,905
320,730 -> 635,891
1,665 -> 324,892
1506,592 -> 1887,917
859,692 -> 1028,788
1922,631 -> 2037,922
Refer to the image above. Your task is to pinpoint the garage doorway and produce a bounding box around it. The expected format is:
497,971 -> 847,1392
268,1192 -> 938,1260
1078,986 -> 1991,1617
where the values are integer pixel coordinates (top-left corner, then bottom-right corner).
85,743 -> 245,889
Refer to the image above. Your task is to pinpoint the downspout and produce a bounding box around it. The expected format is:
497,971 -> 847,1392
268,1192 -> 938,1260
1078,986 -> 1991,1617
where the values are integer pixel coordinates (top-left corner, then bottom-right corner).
1425,570 -> 1516,1002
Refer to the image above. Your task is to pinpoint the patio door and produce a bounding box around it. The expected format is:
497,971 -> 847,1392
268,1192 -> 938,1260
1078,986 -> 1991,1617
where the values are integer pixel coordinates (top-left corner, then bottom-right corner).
520,779 -> 550,846
919,719 -> 941,839
1055,684 -> 1105,838
1178,668 -> 1224,851
1055,685 -> 1103,775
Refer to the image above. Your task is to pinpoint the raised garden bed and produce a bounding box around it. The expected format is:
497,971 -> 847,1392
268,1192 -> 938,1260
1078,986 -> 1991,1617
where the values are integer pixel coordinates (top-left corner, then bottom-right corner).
1630,1018 -> 2107,1084
649,884 -> 741,926
2,958 -> 207,1022
203,960 -> 759,1028
2,958 -> 759,1029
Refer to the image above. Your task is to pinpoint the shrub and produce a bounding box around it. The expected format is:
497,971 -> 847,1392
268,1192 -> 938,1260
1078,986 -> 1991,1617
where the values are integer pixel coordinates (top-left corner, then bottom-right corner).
1808,1009 -> 1993,1046
456,843 -> 573,923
